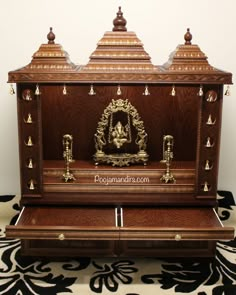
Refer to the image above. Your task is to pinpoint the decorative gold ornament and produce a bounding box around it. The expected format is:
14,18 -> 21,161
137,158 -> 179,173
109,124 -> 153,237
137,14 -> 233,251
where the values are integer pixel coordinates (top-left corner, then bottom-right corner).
160,135 -> 175,183
25,93 -> 31,101
62,134 -> 76,182
206,90 -> 217,102
94,98 -> 148,166
22,89 -> 32,101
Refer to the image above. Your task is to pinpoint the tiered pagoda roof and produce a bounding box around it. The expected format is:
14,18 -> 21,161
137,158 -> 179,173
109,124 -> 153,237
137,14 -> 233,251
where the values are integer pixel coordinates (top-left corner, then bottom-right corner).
8,7 -> 232,84
82,7 -> 157,72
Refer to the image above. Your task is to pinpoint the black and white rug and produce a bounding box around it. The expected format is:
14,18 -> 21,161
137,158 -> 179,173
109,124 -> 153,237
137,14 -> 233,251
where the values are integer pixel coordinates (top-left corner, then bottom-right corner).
0,191 -> 236,295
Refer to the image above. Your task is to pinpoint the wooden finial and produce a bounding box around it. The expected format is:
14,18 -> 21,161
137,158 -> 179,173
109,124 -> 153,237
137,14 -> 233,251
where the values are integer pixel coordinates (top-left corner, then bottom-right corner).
184,28 -> 192,45
112,7 -> 127,31
47,27 -> 55,44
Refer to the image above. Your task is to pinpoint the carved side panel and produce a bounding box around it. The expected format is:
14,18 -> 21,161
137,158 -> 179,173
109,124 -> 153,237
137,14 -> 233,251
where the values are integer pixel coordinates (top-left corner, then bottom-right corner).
17,84 -> 43,199
196,85 -> 223,198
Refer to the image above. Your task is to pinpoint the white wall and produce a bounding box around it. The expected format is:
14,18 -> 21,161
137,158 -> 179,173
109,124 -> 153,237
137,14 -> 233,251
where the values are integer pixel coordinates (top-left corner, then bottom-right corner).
0,0 -> 235,196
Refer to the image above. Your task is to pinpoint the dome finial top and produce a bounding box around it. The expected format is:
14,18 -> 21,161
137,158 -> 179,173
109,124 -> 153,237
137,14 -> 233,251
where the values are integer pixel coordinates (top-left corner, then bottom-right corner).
112,7 -> 127,32
47,27 -> 56,44
184,28 -> 192,45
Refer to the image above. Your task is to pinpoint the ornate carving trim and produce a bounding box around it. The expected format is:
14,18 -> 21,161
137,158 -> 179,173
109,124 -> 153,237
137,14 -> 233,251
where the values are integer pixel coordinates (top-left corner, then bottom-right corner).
8,71 -> 232,84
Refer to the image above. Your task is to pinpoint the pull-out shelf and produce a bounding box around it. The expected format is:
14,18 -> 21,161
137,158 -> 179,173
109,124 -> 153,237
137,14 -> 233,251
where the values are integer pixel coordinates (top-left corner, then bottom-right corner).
120,207 -> 234,240
6,207 -> 119,240
6,206 -> 234,257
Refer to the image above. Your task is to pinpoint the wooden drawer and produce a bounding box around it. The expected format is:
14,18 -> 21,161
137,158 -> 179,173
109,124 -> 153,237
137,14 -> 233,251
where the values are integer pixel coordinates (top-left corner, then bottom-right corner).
6,206 -> 234,242
119,207 -> 234,241
6,206 -> 119,240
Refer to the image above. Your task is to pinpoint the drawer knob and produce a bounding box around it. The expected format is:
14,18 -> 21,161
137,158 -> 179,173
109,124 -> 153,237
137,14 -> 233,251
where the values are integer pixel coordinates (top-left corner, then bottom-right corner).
58,233 -> 65,241
175,234 -> 182,241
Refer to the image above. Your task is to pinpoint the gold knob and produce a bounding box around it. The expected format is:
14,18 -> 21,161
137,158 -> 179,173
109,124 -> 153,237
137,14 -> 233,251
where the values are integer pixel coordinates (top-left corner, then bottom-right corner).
175,234 -> 182,241
58,233 -> 65,241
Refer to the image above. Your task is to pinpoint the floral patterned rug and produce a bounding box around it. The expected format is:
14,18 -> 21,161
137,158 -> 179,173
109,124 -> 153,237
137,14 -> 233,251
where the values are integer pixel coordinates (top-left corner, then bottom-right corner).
0,191 -> 236,295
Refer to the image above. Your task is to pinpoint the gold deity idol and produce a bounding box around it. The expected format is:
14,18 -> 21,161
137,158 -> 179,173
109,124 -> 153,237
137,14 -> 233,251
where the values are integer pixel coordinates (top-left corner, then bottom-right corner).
94,99 -> 148,167
110,121 -> 130,149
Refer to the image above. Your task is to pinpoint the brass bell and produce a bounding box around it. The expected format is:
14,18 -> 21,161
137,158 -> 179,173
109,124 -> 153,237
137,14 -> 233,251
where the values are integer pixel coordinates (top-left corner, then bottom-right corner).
117,84 -> 122,95
28,179 -> 36,190
203,181 -> 209,192
27,158 -> 33,169
62,84 -> 67,95
25,113 -> 33,124
170,85 -> 176,96
143,85 -> 150,96
198,85 -> 203,96
10,84 -> 15,95
205,137 -> 213,148
206,114 -> 216,125
26,136 -> 33,146
35,84 -> 40,95
204,160 -> 212,171
224,85 -> 230,96
88,84 -> 96,95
